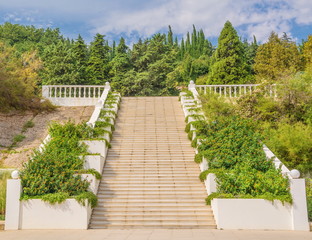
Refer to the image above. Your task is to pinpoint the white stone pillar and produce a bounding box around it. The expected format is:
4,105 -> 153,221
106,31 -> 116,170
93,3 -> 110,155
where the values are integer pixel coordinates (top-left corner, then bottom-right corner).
290,178 -> 310,231
188,80 -> 196,91
42,86 -> 49,98
105,82 -> 111,91
5,179 -> 22,230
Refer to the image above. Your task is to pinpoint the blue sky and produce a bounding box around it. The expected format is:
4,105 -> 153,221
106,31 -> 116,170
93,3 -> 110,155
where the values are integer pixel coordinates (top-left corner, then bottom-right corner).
1,0 -> 312,46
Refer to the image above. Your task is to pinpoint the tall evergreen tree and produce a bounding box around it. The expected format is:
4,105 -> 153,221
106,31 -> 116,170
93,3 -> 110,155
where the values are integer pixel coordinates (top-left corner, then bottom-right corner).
254,32 -> 302,82
86,33 -> 110,84
40,41 -> 78,85
72,35 -> 88,84
208,21 -> 249,84
167,25 -> 173,46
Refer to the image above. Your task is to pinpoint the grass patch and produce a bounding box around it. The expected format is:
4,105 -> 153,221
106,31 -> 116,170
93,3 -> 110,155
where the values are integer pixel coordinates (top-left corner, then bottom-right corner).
0,171 -> 11,219
22,120 -> 35,133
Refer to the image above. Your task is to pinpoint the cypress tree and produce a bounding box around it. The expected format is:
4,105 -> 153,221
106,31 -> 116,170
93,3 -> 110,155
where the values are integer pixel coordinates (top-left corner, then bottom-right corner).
180,38 -> 185,59
168,25 -> 173,46
208,21 -> 249,84
72,35 -> 88,84
86,33 -> 110,84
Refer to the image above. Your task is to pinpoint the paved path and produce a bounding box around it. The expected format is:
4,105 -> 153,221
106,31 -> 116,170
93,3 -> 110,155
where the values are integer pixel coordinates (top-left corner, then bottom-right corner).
0,229 -> 311,240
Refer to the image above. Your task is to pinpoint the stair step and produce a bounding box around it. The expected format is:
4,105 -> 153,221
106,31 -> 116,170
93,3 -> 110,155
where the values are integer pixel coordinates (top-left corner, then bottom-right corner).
90,97 -> 215,229
91,216 -> 215,221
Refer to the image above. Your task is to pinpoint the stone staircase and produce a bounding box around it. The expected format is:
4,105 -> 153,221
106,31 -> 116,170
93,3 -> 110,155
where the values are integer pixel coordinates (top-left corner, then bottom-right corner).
89,97 -> 216,229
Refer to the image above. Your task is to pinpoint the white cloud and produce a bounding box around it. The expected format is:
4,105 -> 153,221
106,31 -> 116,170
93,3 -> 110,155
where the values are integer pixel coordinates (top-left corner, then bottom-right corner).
88,0 -> 306,42
1,0 -> 312,43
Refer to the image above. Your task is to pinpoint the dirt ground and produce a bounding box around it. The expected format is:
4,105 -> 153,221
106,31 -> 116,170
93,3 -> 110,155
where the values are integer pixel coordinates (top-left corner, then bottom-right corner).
0,106 -> 94,168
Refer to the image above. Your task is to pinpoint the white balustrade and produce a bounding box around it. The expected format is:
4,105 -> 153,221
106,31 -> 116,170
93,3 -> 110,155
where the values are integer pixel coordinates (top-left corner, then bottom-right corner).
42,85 -> 107,106
196,84 -> 277,98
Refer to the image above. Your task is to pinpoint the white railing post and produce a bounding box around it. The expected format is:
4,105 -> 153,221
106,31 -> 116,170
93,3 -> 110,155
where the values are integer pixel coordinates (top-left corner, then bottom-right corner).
42,86 -> 49,98
290,176 -> 310,231
5,172 -> 22,230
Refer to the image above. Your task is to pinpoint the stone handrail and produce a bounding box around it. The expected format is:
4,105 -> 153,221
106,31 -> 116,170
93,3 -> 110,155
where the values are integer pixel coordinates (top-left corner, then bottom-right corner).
187,81 -> 290,177
196,83 -> 277,98
180,81 -> 309,230
87,82 -> 111,127
42,85 -> 106,98
42,84 -> 108,106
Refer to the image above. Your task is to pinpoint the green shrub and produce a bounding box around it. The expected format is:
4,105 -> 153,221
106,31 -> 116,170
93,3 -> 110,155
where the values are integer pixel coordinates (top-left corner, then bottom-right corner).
197,116 -> 272,172
199,92 -> 233,121
20,121 -> 98,205
74,192 -> 98,208
0,171 -> 11,219
306,178 -> 312,221
215,164 -> 292,204
264,122 -> 312,174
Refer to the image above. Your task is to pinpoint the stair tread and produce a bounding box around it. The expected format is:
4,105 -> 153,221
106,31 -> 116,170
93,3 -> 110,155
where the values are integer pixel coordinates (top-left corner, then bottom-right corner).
90,97 -> 215,229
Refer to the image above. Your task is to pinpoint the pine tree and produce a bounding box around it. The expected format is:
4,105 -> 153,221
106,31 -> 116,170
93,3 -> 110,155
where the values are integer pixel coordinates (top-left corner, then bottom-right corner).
86,33 -> 110,84
208,21 -> 249,84
41,41 -> 78,85
72,35 -> 88,84
254,32 -> 302,82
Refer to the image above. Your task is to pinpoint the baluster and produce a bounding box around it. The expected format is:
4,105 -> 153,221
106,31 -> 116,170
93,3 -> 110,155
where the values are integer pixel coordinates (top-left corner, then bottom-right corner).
234,86 -> 237,97
224,87 -> 227,97
249,86 -> 252,95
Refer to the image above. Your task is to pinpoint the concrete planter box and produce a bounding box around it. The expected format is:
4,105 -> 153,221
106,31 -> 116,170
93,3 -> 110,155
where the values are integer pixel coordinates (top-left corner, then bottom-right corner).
84,154 -> 105,173
82,140 -> 107,158
20,199 -> 91,229
211,198 -> 292,230
81,174 -> 100,194
98,117 -> 115,125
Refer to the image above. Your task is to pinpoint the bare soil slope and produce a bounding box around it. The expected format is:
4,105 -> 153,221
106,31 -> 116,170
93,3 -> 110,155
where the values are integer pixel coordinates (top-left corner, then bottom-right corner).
0,106 -> 94,168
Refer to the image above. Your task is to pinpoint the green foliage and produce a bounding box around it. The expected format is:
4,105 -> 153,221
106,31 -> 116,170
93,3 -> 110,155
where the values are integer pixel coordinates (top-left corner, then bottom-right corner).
86,33 -> 110,84
40,41 -> 79,85
306,178 -> 312,221
263,122 -> 312,174
254,32 -> 302,82
0,171 -> 11,219
199,169 -> 224,182
215,164 -> 292,204
199,92 -> 233,120
0,41 -> 51,112
13,134 -> 25,144
194,152 -> 203,163
41,192 -> 70,204
74,191 -> 98,208
197,116 -> 272,172
208,21 -> 250,84
19,121 -> 102,206
193,99 -> 291,204
22,120 -> 35,133
76,168 -> 101,180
